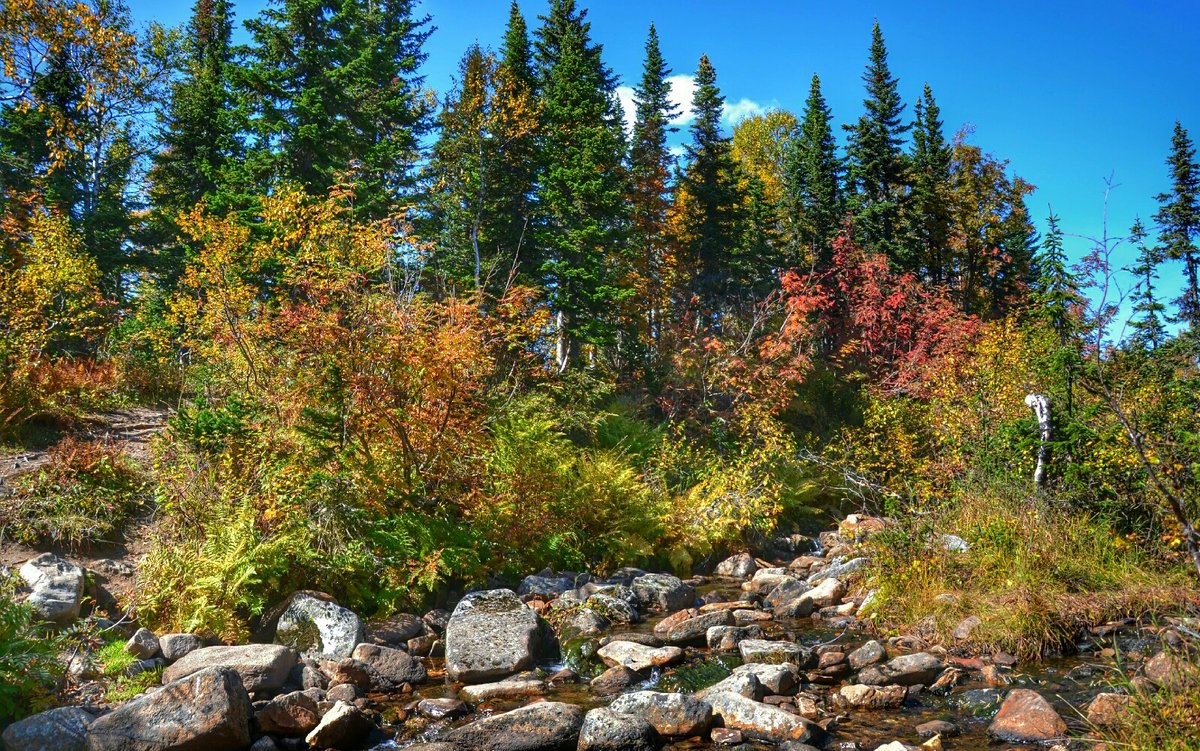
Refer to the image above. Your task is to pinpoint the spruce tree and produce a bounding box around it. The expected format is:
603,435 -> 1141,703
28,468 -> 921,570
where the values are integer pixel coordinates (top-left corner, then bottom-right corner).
1128,217 -> 1168,349
533,0 -> 629,370
1153,121 -> 1200,331
1033,210 -> 1083,344
787,73 -> 842,268
844,22 -> 910,264
907,83 -> 953,284
493,2 -> 539,284
501,1 -> 535,89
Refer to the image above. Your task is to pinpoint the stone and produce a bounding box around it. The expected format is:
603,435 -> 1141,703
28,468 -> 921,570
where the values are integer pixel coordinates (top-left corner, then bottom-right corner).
706,691 -> 815,743
445,589 -> 546,683
162,644 -> 297,695
838,514 -> 886,539
942,534 -> 970,552
711,728 -> 744,745
857,652 -> 944,686
459,674 -> 545,702
731,663 -> 799,695
949,688 -> 1004,716
274,592 -> 364,659
603,632 -> 663,648
441,702 -> 584,751
1,706 -> 92,751
715,553 -> 758,579
1144,650 -> 1200,689
658,610 -> 734,645
697,672 -> 763,701
952,616 -> 982,641
125,628 -> 160,660
915,719 -> 958,737
590,664 -> 640,695
87,666 -> 252,751
1086,692 -> 1131,727
608,691 -> 712,737
249,737 -> 279,751
630,573 -> 695,612
799,577 -> 845,608
518,573 -> 578,598
596,640 -> 684,672
707,625 -> 766,651
326,683 -> 360,703
557,607 -> 610,642
806,557 -> 869,585
19,554 -> 85,625
158,634 -> 203,662
765,579 -> 814,618
738,639 -> 812,666
304,700 -> 374,750
987,689 -> 1068,743
733,609 -> 773,625
366,612 -> 425,645
836,684 -> 907,709
255,690 -> 321,736
585,593 -> 638,624
350,643 -> 426,686
577,707 -> 657,751
418,698 -> 469,720
748,568 -> 796,593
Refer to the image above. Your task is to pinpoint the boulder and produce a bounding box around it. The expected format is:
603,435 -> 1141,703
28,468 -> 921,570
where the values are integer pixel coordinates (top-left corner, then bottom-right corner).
847,640 -> 885,670
417,698 -> 470,720
952,615 -> 982,641
590,664 -> 641,695
631,574 -> 695,612
577,708 -> 657,751
1144,650 -> 1200,689
806,557 -> 868,585
697,672 -> 763,702
442,702 -> 584,751
366,612 -> 425,645
731,663 -> 799,695
445,589 -> 546,683
608,691 -> 713,737
739,639 -> 812,666
304,701 -> 375,750
706,691 -> 815,743
585,593 -> 637,625
19,554 -> 85,625
707,625 -> 766,651
715,553 -> 758,579
596,640 -> 684,672
87,666 -> 252,751
274,592 -> 364,659
158,634 -> 203,662
916,719 -> 958,737
987,689 -> 1068,743
1,706 -> 93,751
254,690 -> 321,736
125,628 -> 160,660
658,610 -> 734,646
800,577 -> 845,609
459,674 -> 545,702
836,684 -> 907,709
765,580 -> 815,618
162,644 -> 298,694
517,573 -> 578,598
857,652 -> 944,686
557,608 -> 609,641
350,643 -> 426,686
748,568 -> 796,594
1086,692 -> 1131,727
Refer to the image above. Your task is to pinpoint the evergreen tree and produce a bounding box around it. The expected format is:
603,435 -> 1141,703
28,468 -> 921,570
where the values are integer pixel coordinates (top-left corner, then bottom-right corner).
493,1 -> 539,284
1033,210 -> 1082,343
787,73 -> 842,268
844,22 -> 910,264
907,83 -> 953,284
1153,121 -> 1200,331
1128,217 -> 1168,349
533,0 -> 629,370
500,1 -> 534,89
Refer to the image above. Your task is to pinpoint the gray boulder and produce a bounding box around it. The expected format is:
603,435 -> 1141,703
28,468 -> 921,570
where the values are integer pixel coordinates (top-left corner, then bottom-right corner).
517,573 -> 578,598
442,701 -> 584,751
585,593 -> 638,624
162,644 -> 298,694
1,706 -> 93,751
738,639 -> 812,666
857,652 -> 944,686
445,589 -> 547,683
847,640 -> 885,670
731,663 -> 800,694
158,634 -> 203,662
578,708 -> 657,751
630,574 -> 695,612
706,691 -> 815,742
274,592 -> 364,659
805,556 -> 868,585
19,554 -> 85,625
350,643 -> 426,686
596,640 -> 684,672
714,553 -> 758,579
305,700 -> 375,750
254,690 -> 321,736
608,691 -> 712,737
707,625 -> 766,651
125,628 -> 160,660
658,610 -> 734,645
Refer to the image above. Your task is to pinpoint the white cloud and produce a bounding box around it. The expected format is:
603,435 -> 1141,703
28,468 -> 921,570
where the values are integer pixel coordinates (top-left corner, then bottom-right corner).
721,97 -> 768,126
616,75 -> 766,133
666,75 -> 697,126
616,85 -> 637,132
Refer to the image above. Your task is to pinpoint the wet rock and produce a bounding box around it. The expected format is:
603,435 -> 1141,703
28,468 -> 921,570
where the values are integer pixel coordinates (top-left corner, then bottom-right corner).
88,666 -> 251,751
847,641 -> 885,670
19,553 -> 85,625
367,612 -> 425,645
747,568 -> 796,594
1086,692 -> 1131,727
608,691 -> 713,737
305,700 -> 374,750
657,610 -> 735,646
835,684 -> 906,709
857,652 -> 944,686
158,634 -> 203,662
697,672 -> 763,701
739,639 -> 812,666
1,706 -> 93,751
799,577 -> 845,609
274,592 -> 364,659
442,701 -> 584,751
631,573 -> 695,612
915,719 -> 958,737
162,644 -> 298,694
445,589 -> 546,683
418,698 -> 470,720
765,579 -> 814,617
255,690 -> 321,736
707,625 -> 766,651
591,664 -> 641,695
706,691 -> 815,743
597,640 -> 684,672
731,663 -> 799,695
578,707 -> 657,751
518,573 -> 578,598
715,553 -> 758,579
350,643 -> 426,686
585,593 -> 638,624
949,688 -> 1004,716
558,607 -> 610,640
952,615 -> 982,641
987,688 -> 1068,743
459,674 -> 546,702
125,628 -> 161,660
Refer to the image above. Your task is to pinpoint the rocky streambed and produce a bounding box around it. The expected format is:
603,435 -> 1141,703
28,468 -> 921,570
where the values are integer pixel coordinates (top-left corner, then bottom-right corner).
3,516 -> 1197,751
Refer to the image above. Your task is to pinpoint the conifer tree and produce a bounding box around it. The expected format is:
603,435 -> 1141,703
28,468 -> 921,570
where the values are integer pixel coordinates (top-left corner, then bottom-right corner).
1153,121 -> 1200,331
501,1 -> 535,89
787,73 -> 842,268
844,22 -> 910,264
493,1 -> 539,284
907,83 -> 953,284
1033,210 -> 1082,344
533,0 -> 629,370
1128,217 -> 1168,349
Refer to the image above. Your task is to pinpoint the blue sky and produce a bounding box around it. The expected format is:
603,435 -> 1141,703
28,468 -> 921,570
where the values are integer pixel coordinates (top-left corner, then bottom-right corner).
130,0 -> 1200,320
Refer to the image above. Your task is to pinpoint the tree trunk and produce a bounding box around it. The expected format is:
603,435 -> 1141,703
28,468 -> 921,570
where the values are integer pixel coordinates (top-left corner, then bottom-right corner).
1024,393 -> 1052,489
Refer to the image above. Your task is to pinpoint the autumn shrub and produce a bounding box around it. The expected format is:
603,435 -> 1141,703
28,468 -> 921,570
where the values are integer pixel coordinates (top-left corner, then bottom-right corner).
0,573 -> 61,725
0,436 -> 147,547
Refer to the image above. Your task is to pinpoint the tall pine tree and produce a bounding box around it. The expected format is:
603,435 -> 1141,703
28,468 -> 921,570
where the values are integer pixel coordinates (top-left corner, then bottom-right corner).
1153,121 -> 1200,332
906,83 -> 953,284
1033,210 -> 1082,344
787,73 -> 842,268
1128,217 -> 1168,349
493,2 -> 540,284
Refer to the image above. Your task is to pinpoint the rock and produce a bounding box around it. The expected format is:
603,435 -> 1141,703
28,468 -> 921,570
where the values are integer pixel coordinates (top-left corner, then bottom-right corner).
1144,650 -> 1200,689
603,632 -> 663,648
158,634 -> 203,662
459,674 -> 545,702
326,682 -> 360,702
255,690 -> 321,736
806,557 -> 869,585
350,643 -> 426,686
706,691 -> 815,743
631,573 -> 695,612
442,701 -> 584,751
274,592 -> 364,659
608,691 -> 712,737
125,628 -> 160,660
416,698 -> 469,720
577,707 -> 657,751
707,625 -> 766,651
715,553 -> 758,579
836,684 -> 907,709
590,664 -> 640,695
658,610 -> 734,645
557,607 -> 610,642
249,737 -> 279,751
445,589 -> 547,683
952,616 -> 982,641
162,644 -> 298,694
1086,692 -> 1131,727
987,689 -> 1068,743
304,700 -> 374,750
596,640 -> 684,672
87,666 -> 251,751
731,663 -> 799,695
711,728 -> 744,745
799,577 -> 845,608
697,672 -> 763,701
1,706 -> 93,751
847,640 -> 885,670
366,612 -> 425,645
915,719 -> 958,737
764,579 -> 814,618
733,609 -> 772,625
950,688 -> 1004,716
518,573 -> 578,598
838,514 -> 886,539
941,534 -> 970,552
857,652 -> 944,686
19,554 -> 85,625
748,568 -> 795,593
585,593 -> 638,625
738,639 -> 811,666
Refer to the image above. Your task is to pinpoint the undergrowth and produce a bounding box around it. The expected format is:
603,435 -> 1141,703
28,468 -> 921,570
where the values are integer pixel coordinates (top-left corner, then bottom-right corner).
0,574 -> 61,725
